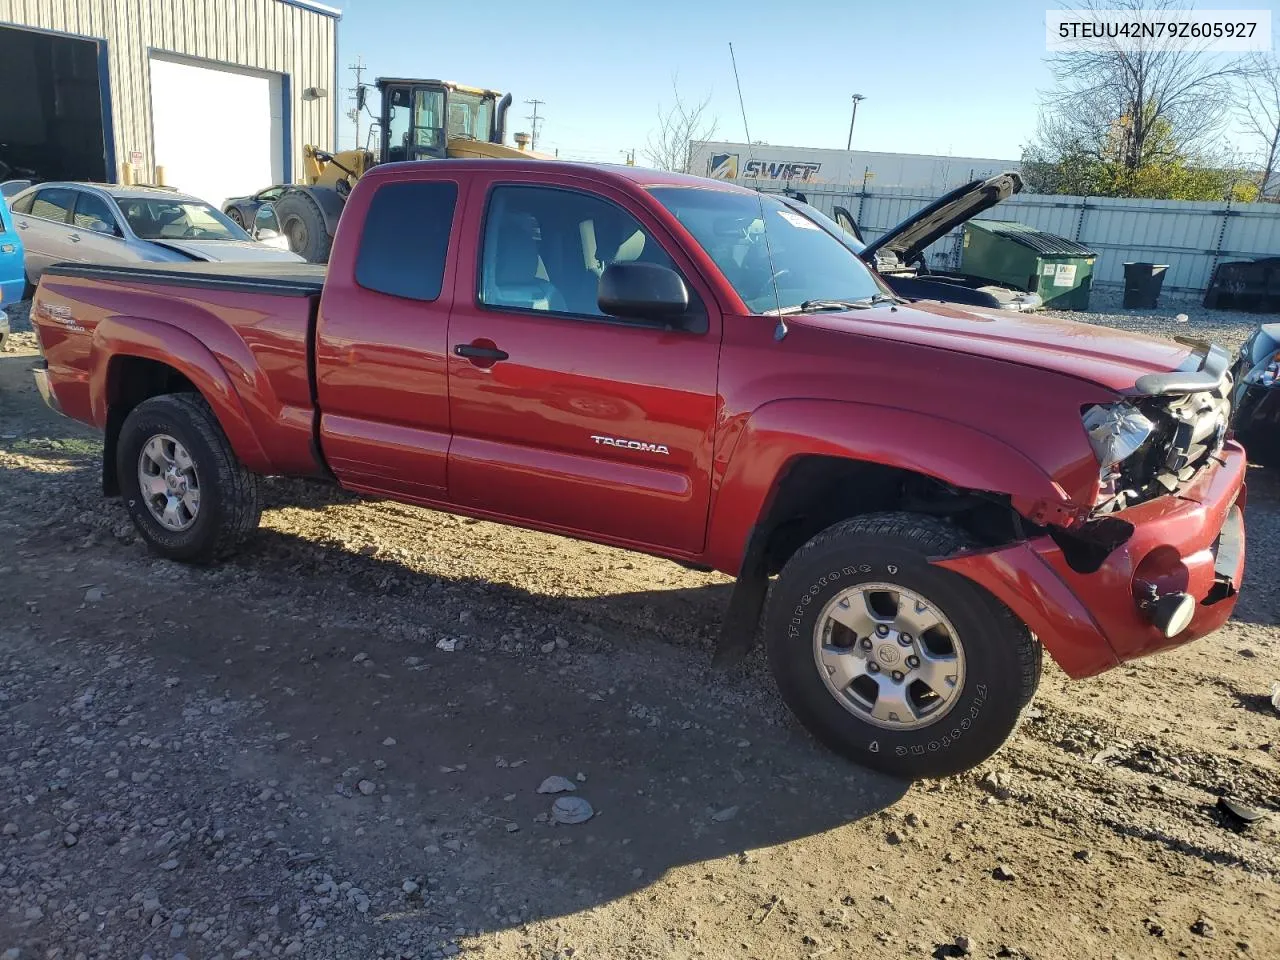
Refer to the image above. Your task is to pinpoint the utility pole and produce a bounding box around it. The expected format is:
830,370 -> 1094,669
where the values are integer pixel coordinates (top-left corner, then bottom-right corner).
846,93 -> 866,151
524,99 -> 545,151
349,56 -> 367,151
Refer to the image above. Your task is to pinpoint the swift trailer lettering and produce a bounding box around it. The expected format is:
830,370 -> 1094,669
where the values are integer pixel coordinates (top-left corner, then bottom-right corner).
707,154 -> 823,183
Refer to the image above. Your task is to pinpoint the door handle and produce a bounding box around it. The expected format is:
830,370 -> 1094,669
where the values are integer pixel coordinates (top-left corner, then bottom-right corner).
17,221 -> 28,229
454,343 -> 509,361
68,234 -> 81,243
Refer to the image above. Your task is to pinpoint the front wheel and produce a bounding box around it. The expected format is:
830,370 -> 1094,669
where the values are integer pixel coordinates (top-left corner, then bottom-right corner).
117,393 -> 262,563
764,512 -> 1040,779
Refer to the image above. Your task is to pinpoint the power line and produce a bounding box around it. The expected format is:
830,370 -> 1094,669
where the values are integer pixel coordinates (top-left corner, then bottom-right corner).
524,99 -> 546,151
348,56 -> 367,151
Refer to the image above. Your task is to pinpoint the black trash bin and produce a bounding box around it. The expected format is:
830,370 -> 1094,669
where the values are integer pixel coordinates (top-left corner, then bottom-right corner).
1123,262 -> 1169,308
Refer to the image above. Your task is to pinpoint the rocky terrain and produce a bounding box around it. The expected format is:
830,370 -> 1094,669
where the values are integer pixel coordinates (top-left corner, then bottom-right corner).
2,297 -> 1279,960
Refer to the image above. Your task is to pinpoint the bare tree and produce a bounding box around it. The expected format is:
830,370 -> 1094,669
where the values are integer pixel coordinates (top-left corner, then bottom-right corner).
1240,53 -> 1280,198
1033,0 -> 1248,176
644,75 -> 718,174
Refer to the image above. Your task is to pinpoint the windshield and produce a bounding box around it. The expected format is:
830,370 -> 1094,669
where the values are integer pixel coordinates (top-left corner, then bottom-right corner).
119,199 -> 249,241
648,187 -> 884,314
447,90 -> 494,142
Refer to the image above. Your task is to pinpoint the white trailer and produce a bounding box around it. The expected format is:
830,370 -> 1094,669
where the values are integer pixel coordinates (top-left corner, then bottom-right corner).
689,141 -> 1018,192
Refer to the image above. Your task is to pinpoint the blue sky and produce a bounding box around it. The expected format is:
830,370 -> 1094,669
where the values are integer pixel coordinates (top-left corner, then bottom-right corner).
333,0 -> 1262,164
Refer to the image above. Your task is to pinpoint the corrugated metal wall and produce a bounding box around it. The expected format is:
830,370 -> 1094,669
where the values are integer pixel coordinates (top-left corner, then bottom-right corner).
0,0 -> 335,184
794,185 -> 1280,294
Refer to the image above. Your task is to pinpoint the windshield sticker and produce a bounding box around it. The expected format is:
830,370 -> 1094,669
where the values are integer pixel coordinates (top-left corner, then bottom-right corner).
777,209 -> 819,230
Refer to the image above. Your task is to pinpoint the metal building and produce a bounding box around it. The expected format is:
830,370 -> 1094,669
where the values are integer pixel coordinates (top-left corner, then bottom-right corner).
0,0 -> 338,207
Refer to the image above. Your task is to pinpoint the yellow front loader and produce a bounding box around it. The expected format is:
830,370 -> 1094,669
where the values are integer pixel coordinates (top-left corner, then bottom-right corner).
272,77 -> 549,263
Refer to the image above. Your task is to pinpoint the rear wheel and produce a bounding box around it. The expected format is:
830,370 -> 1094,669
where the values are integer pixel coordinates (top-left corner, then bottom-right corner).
274,192 -> 332,263
227,207 -> 246,228
764,512 -> 1040,779
117,393 -> 262,563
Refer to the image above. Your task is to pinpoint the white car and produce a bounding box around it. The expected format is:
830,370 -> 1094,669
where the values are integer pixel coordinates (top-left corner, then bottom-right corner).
8,182 -> 303,292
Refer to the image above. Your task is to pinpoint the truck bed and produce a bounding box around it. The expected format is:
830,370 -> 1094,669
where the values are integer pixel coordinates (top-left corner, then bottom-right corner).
42,259 -> 326,297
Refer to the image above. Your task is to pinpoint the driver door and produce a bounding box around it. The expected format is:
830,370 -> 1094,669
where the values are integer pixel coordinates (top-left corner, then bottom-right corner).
67,190 -> 130,265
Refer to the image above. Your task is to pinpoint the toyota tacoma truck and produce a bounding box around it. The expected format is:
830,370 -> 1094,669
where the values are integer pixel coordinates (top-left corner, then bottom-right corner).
28,159 -> 1245,779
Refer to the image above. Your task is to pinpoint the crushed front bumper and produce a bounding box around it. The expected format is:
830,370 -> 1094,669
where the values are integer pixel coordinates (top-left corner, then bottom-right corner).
934,442 -> 1247,679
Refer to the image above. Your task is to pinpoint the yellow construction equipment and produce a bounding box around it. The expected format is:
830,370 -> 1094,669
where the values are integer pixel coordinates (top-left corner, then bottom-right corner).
271,77 -> 549,262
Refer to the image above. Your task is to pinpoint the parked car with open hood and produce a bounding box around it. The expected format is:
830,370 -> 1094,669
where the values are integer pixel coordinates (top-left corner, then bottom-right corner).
8,182 -> 302,293
781,173 -> 1045,313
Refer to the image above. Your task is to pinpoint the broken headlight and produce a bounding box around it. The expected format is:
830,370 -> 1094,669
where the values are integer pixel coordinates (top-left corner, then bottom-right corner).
1082,402 -> 1155,472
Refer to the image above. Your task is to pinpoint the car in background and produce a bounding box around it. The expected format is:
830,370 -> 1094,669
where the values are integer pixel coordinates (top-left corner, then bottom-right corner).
778,173 -> 1043,313
0,189 -> 24,348
221,185 -> 289,230
8,182 -> 303,291
2,179 -> 34,203
1230,321 -> 1280,459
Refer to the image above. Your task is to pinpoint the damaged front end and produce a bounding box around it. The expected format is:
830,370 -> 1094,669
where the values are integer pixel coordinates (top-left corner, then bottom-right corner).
1083,339 -> 1234,515
935,338 -> 1247,678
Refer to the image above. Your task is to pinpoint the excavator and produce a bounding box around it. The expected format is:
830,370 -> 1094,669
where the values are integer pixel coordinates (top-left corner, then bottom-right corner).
269,77 -> 548,263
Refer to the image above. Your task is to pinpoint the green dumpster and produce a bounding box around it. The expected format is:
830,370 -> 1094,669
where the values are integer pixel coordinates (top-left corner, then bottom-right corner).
960,219 -> 1098,311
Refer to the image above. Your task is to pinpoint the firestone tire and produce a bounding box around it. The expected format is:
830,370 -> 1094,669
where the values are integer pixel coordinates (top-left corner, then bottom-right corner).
764,512 -> 1041,780
116,393 -> 262,564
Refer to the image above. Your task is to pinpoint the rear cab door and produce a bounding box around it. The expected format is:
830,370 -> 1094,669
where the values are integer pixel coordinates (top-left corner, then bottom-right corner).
313,169 -> 463,498
443,168 -> 724,556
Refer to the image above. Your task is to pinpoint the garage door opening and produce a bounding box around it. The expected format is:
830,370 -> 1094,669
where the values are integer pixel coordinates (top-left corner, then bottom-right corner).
0,25 -> 109,184
149,55 -> 284,209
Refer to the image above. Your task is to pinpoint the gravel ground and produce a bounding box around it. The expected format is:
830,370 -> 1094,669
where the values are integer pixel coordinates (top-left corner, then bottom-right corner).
2,297 -> 1280,960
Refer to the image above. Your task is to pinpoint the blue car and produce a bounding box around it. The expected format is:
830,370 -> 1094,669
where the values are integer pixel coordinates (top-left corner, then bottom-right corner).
0,196 -> 25,350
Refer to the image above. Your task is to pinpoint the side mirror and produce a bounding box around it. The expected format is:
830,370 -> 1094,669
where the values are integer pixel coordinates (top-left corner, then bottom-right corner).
89,220 -> 115,235
255,228 -> 281,241
598,262 -> 689,322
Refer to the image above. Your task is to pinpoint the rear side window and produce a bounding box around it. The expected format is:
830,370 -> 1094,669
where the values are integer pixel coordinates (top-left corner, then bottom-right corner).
73,193 -> 119,234
31,188 -> 74,224
355,181 -> 457,301
11,192 -> 34,215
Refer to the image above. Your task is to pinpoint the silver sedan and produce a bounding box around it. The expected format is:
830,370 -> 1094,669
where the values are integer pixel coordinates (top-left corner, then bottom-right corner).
8,182 -> 303,292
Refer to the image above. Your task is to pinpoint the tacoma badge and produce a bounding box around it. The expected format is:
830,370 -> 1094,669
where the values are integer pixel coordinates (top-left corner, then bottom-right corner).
590,434 -> 670,455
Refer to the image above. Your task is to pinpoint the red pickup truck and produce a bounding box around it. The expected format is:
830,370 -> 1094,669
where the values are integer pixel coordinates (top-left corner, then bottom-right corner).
29,159 -> 1245,779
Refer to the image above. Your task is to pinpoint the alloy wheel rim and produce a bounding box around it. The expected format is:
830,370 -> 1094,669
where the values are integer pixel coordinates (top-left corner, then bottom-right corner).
812,582 -> 966,730
137,434 -> 201,531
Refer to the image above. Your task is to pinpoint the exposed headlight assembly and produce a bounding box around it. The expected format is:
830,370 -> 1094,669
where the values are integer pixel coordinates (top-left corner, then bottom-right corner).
1082,402 -> 1155,471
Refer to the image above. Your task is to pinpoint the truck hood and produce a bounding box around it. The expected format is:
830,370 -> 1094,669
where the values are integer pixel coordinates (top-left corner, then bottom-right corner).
803,300 -> 1193,394
861,171 -> 1022,264
150,239 -> 306,263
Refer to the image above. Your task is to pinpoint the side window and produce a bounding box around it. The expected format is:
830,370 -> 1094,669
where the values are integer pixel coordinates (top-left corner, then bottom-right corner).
11,193 -> 35,215
73,193 -> 119,234
30,188 -> 74,223
355,180 -> 457,301
479,185 -> 686,321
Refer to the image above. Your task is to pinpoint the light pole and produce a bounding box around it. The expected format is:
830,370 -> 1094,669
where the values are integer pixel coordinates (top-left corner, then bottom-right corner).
846,94 -> 866,151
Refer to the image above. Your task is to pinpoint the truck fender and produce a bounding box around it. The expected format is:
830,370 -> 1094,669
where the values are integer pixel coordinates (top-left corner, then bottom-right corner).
89,316 -> 270,473
707,399 -> 1069,659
